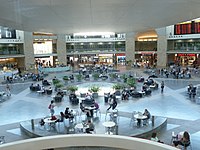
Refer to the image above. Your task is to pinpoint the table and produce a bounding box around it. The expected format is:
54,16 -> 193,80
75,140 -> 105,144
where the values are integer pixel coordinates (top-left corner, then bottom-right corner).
0,92 -> 5,96
37,90 -> 45,94
84,106 -> 95,117
134,113 -> 147,127
44,117 -> 57,130
138,91 -> 145,95
75,123 -> 88,133
102,121 -> 116,134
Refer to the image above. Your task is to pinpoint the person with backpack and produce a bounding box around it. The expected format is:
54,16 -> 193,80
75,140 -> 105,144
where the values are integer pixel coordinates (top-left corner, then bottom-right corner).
48,100 -> 55,116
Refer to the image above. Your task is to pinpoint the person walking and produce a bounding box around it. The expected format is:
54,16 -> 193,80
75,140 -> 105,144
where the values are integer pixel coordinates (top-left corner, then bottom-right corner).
6,84 -> 11,96
161,81 -> 164,93
48,100 -> 55,116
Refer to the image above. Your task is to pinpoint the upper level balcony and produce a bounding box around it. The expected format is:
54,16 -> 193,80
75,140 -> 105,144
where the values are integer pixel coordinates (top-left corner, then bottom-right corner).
66,37 -> 126,43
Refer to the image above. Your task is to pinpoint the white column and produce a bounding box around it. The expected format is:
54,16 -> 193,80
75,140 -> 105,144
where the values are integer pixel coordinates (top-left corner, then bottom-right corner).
23,31 -> 35,71
57,34 -> 67,65
156,27 -> 167,67
125,32 -> 135,64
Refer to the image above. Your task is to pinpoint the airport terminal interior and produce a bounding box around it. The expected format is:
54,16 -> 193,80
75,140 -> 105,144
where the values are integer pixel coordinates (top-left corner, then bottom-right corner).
1,0 -> 200,150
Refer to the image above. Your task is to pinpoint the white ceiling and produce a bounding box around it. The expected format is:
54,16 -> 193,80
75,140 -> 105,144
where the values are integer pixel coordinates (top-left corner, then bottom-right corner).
0,0 -> 200,34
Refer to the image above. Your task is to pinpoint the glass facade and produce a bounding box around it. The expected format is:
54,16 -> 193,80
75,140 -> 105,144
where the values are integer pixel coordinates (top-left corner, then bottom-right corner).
66,41 -> 125,53
135,41 -> 157,51
0,43 -> 23,55
168,39 -> 200,51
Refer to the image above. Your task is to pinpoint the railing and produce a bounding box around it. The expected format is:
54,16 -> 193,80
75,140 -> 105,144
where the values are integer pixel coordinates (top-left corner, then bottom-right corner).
0,134 -> 178,150
39,66 -> 71,73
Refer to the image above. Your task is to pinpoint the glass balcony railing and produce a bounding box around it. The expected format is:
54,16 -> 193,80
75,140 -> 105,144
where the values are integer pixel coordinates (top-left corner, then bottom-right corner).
168,47 -> 200,51
0,49 -> 23,55
66,48 -> 125,53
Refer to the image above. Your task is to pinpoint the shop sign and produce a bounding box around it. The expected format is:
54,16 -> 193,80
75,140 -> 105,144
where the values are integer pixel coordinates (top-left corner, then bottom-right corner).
115,53 -> 125,56
177,54 -> 196,56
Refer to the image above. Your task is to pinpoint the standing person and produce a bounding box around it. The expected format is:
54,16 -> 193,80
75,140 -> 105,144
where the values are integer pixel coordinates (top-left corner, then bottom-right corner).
6,84 -> 11,96
112,96 -> 118,110
48,100 -> 55,116
161,81 -> 164,93
107,95 -> 114,111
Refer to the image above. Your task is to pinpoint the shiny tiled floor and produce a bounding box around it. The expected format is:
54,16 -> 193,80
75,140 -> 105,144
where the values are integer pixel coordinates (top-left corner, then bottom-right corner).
0,67 -> 200,149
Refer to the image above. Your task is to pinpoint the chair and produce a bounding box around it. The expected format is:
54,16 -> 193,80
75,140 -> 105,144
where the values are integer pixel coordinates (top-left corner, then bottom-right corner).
171,131 -> 178,144
111,109 -> 119,124
0,136 -> 5,144
93,108 -> 101,118
130,111 -> 137,127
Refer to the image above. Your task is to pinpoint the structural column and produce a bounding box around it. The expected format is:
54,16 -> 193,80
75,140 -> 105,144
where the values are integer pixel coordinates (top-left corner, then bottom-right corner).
156,27 -> 167,68
125,32 -> 135,64
23,31 -> 35,71
57,34 -> 67,65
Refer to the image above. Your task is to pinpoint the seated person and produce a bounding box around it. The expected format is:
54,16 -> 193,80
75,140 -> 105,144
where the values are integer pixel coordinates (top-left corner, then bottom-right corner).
173,131 -> 190,148
46,87 -> 52,94
64,107 -> 74,119
80,102 -> 92,117
143,109 -> 151,125
51,115 -> 57,120
85,74 -> 90,79
85,93 -> 91,99
69,75 -> 74,81
151,132 -> 164,143
56,112 -> 65,122
85,120 -> 95,134
39,119 -> 45,126
94,101 -> 99,110
122,89 -> 129,100
69,93 -> 76,100
42,79 -> 50,86
57,89 -> 64,97
30,83 -> 34,90
36,84 -> 41,91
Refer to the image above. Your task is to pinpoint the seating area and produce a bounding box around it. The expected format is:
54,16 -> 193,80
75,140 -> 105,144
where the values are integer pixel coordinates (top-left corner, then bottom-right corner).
69,93 -> 79,105
1,67 -> 200,149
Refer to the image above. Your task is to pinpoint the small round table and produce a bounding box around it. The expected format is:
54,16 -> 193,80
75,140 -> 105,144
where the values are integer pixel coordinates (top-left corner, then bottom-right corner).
44,117 -> 57,130
102,121 -> 116,134
134,113 -> 147,127
75,123 -> 89,133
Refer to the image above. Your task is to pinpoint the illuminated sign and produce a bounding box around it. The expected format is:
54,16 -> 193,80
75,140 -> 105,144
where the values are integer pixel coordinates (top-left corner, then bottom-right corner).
177,54 -> 196,56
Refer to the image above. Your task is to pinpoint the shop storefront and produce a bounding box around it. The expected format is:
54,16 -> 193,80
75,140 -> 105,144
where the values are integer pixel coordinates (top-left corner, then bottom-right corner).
174,53 -> 198,66
98,54 -> 113,64
116,53 -> 126,64
135,52 -> 157,67
35,56 -> 54,68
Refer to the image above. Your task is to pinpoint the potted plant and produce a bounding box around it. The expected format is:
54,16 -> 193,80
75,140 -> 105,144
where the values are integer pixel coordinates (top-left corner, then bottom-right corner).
120,74 -> 128,83
92,73 -> 100,81
52,79 -> 60,85
63,76 -> 69,84
76,74 -> 82,82
54,83 -> 64,92
89,85 -> 100,98
109,73 -> 118,81
112,83 -> 124,95
113,83 -> 122,90
126,77 -> 136,88
67,85 -> 78,94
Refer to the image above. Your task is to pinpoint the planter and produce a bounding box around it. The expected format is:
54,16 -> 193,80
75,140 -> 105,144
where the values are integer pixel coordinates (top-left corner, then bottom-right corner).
92,92 -> 98,98
80,93 -> 86,98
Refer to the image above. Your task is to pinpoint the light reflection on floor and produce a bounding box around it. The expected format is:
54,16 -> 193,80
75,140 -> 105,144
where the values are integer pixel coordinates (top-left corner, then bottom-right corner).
76,82 -> 115,96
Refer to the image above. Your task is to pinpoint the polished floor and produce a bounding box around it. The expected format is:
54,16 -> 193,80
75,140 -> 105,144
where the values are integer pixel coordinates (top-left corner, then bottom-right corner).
0,66 -> 200,149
